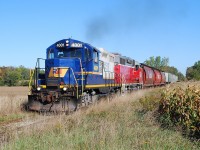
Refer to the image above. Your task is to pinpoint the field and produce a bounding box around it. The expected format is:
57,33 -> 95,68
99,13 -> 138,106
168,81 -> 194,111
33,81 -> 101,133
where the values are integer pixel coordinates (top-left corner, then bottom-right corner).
0,86 -> 50,147
0,87 -> 29,120
0,84 -> 199,149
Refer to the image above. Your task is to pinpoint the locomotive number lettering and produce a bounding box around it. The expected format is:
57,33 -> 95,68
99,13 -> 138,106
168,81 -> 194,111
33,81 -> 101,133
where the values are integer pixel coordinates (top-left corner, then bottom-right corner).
56,43 -> 65,48
71,43 -> 82,48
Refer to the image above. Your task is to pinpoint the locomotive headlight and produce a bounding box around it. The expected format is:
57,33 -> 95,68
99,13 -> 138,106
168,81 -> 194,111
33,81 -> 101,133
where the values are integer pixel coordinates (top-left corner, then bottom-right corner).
63,87 -> 67,91
37,87 -> 41,91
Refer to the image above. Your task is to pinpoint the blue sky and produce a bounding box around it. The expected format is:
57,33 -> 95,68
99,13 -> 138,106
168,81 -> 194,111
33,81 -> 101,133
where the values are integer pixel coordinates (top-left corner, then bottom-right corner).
0,0 -> 200,74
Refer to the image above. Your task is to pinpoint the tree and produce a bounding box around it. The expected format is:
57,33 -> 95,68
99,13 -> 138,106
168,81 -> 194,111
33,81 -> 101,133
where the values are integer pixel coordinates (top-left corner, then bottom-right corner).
0,77 -> 3,86
3,68 -> 21,86
0,66 -> 31,86
17,65 -> 30,80
177,72 -> 185,81
144,56 -> 169,70
186,61 -> 200,80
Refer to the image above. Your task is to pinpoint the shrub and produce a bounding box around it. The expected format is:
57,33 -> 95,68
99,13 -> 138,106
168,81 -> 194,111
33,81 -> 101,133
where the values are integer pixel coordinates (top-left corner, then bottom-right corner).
159,85 -> 200,138
139,90 -> 161,112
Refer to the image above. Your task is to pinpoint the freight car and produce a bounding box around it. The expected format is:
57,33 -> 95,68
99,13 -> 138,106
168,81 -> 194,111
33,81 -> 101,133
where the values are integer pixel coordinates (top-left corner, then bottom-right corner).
165,72 -> 178,83
140,63 -> 166,87
27,38 -> 178,112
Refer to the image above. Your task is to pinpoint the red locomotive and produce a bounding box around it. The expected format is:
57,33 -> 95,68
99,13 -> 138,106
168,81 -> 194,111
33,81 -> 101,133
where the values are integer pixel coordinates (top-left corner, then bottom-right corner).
113,55 -> 168,91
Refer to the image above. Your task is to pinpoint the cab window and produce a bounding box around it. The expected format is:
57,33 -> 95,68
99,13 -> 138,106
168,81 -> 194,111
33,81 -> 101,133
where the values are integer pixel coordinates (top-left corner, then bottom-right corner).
93,50 -> 98,63
85,48 -> 91,61
48,49 -> 54,59
69,49 -> 82,58
56,49 -> 82,58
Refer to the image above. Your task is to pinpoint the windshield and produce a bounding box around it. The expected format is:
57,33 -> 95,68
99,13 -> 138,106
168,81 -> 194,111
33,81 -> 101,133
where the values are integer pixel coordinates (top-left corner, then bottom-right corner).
57,49 -> 82,58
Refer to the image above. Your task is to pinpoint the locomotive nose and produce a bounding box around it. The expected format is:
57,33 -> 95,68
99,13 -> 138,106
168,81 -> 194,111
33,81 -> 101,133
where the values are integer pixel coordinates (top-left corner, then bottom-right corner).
46,58 -> 81,86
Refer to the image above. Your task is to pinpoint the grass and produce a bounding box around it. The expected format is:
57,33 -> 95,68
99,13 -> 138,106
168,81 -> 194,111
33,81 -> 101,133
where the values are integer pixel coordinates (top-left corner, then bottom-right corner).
2,88 -> 199,150
0,87 -> 29,126
0,114 -> 24,124
0,86 -> 28,114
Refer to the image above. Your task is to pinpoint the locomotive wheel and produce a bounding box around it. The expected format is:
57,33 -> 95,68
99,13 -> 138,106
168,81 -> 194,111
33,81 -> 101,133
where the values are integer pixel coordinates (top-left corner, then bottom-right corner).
66,98 -> 77,113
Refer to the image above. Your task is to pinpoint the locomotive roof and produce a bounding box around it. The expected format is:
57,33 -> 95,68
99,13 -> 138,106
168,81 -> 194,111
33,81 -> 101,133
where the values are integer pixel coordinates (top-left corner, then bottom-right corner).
47,38 -> 100,53
140,63 -> 164,72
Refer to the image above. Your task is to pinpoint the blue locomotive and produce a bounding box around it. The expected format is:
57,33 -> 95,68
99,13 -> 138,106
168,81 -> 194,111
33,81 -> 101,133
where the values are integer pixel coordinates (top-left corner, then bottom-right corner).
27,38 -> 121,112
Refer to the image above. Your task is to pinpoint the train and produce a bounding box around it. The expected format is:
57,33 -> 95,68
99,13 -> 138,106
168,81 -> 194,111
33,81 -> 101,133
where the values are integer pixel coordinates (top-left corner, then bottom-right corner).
27,38 -> 178,112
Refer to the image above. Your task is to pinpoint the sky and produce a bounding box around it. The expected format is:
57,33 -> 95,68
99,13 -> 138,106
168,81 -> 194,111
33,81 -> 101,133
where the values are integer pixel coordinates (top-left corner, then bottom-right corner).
0,0 -> 200,74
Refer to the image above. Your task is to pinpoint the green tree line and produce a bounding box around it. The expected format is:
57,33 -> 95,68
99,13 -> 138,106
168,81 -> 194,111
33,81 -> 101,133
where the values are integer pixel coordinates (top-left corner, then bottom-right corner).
186,61 -> 200,80
0,65 -> 30,86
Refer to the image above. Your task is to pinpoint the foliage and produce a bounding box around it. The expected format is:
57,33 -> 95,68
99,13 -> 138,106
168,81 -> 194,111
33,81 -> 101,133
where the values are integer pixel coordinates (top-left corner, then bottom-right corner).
144,56 -> 169,70
3,68 -> 21,86
139,89 -> 161,112
159,85 -> 200,138
0,77 -> 4,86
0,66 -> 30,86
17,65 -> 30,80
177,72 -> 185,81
186,61 -> 200,80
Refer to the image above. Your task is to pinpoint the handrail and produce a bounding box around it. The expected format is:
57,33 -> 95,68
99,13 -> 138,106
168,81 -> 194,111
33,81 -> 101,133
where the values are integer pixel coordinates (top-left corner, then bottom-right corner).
58,57 -> 84,96
69,68 -> 79,99
28,69 -> 35,95
76,58 -> 84,96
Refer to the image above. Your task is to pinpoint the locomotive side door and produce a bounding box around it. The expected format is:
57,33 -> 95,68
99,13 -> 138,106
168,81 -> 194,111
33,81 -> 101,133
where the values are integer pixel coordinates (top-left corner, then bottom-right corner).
93,49 -> 99,72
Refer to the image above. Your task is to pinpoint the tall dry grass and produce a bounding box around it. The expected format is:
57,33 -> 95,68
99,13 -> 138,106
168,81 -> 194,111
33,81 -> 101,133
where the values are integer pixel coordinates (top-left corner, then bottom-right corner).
0,86 -> 28,116
3,87 -> 199,150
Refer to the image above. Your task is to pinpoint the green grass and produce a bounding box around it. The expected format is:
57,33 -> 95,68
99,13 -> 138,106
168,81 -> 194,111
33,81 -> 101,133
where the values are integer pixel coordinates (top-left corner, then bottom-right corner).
2,89 -> 200,150
0,114 -> 24,124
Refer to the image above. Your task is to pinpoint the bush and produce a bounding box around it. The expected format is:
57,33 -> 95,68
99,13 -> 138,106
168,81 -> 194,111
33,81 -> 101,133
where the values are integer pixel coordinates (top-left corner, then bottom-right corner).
159,85 -> 200,138
18,80 -> 29,86
139,90 -> 161,112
